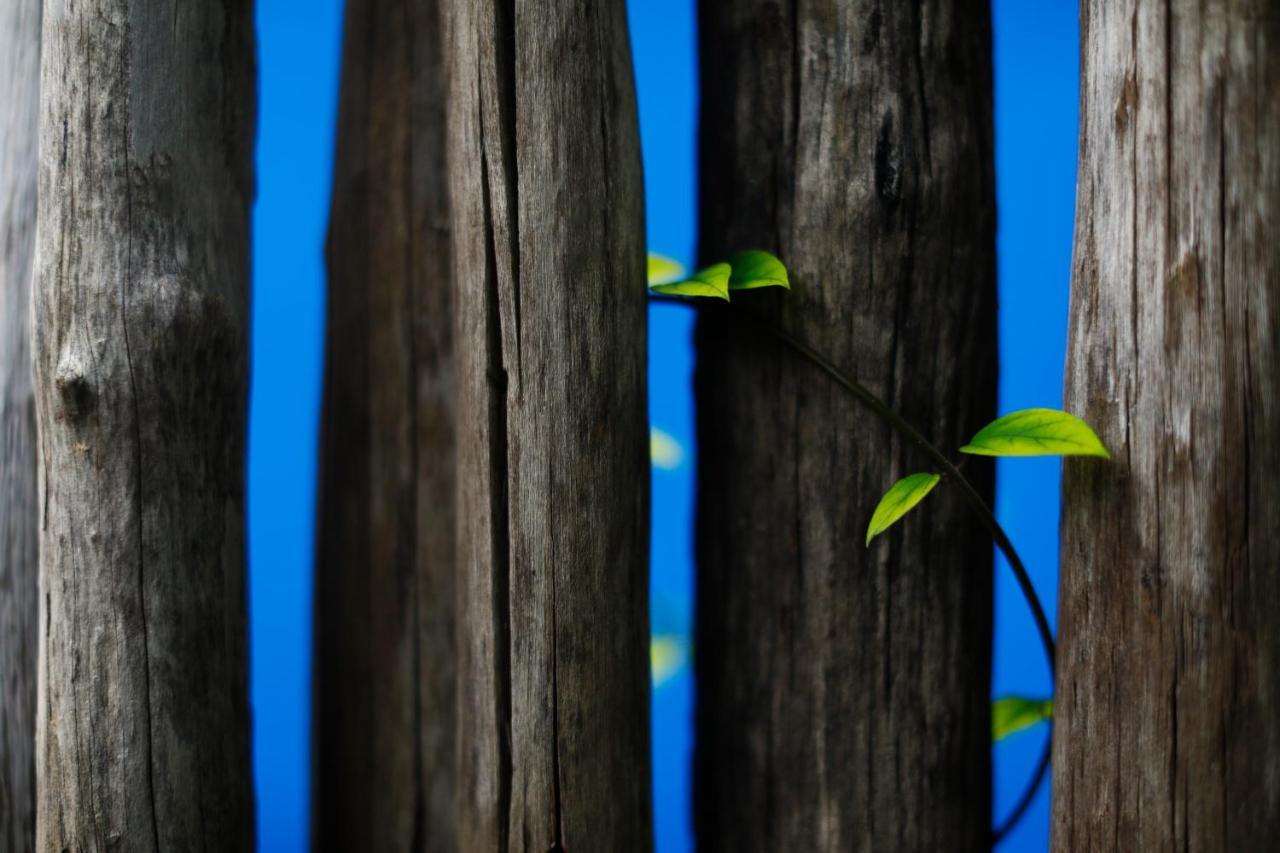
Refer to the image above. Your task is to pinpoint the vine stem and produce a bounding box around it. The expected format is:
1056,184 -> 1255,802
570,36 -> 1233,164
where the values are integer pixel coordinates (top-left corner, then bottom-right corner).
650,294 -> 1054,842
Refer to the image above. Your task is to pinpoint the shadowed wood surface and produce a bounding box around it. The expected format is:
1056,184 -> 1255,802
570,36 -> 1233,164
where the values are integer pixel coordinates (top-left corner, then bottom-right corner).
32,1 -> 256,849
1055,1 -> 1280,849
447,0 -> 653,848
313,0 -> 456,849
0,1 -> 40,850
694,1 -> 998,849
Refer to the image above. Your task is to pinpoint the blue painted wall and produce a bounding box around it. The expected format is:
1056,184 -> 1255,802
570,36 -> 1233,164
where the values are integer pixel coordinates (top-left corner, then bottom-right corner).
249,2 -> 1078,850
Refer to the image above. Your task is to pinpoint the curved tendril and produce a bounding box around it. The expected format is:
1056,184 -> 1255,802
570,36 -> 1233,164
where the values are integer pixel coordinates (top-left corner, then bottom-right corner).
993,729 -> 1052,843
650,294 -> 1055,839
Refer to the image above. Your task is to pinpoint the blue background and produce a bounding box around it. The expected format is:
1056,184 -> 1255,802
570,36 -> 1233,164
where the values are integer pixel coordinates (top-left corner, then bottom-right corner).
249,1 -> 1079,850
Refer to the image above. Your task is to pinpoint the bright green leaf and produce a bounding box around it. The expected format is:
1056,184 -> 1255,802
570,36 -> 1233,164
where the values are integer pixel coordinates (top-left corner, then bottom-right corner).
650,427 -> 685,471
649,262 -> 732,301
959,408 -> 1110,459
727,249 -> 790,291
647,253 -> 685,285
865,473 -> 941,546
992,696 -> 1053,742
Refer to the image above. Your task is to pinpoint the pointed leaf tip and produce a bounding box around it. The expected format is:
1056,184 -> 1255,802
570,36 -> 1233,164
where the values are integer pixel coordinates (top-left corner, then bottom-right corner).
727,249 -> 790,291
992,696 -> 1054,742
866,473 -> 941,546
960,408 -> 1110,459
649,262 -> 732,301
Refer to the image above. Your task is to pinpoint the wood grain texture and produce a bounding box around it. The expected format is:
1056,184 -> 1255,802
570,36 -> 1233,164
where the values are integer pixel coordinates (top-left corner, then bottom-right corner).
1,1 -> 40,850
694,1 -> 997,849
32,1 -> 256,849
446,0 -> 652,848
1055,1 -> 1280,849
313,0 -> 456,849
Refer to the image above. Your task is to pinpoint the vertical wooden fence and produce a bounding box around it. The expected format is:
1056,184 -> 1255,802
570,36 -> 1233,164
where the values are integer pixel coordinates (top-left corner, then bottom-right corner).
32,1 -> 256,848
1055,1 -> 1280,848
446,0 -> 653,848
313,0 -> 456,849
14,1 -> 1280,851
693,1 -> 998,848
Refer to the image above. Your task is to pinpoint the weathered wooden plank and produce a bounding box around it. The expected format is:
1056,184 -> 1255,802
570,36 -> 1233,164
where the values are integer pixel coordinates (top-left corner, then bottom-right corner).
312,0 -> 455,849
1055,1 -> 1280,848
32,1 -> 256,849
694,1 -> 998,849
1,1 -> 41,850
446,0 -> 652,848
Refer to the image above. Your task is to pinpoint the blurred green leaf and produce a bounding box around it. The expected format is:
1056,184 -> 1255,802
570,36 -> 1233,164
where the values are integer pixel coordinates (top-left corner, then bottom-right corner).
647,253 -> 685,285
960,408 -> 1110,459
992,696 -> 1054,742
650,635 -> 687,686
650,427 -> 685,471
866,473 -> 941,546
727,250 -> 790,291
649,262 -> 732,301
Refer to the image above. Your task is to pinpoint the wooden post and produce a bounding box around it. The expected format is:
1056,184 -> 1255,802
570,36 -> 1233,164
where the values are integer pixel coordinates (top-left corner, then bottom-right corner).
694,1 -> 998,849
32,1 -> 256,848
312,0 -> 456,849
446,0 -> 653,848
1,1 -> 40,849
1054,1 -> 1279,848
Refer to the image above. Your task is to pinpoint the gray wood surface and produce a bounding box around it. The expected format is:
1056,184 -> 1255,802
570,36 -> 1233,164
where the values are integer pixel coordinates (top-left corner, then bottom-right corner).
1055,1 -> 1280,849
312,0 -> 456,849
1,1 -> 40,850
694,1 -> 998,849
447,0 -> 653,848
32,1 -> 256,849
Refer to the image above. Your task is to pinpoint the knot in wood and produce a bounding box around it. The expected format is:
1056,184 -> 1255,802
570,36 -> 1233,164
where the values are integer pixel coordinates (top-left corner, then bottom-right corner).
54,352 -> 94,422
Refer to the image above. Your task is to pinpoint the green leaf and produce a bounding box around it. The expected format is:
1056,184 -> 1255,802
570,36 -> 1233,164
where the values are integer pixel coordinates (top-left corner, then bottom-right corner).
649,262 -> 732,301
992,696 -> 1054,742
647,253 -> 685,285
727,250 -> 790,291
865,473 -> 941,546
650,427 -> 685,471
959,408 -> 1110,459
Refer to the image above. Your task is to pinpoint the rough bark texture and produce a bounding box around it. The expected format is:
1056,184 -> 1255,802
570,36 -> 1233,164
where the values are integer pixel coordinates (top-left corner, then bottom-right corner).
1,1 -> 40,850
1055,2 -> 1280,849
694,1 -> 997,850
32,1 -> 256,849
312,0 -> 455,849
446,0 -> 652,848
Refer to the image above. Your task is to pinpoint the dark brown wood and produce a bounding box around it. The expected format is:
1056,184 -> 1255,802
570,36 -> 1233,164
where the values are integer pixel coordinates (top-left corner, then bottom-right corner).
694,1 -> 997,849
1,1 -> 40,850
32,1 -> 256,849
1054,1 -> 1280,849
446,0 -> 652,848
312,0 -> 455,849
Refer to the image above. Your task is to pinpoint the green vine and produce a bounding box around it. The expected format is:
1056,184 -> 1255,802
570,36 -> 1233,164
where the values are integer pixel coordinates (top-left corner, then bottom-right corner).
648,250 -> 1110,842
